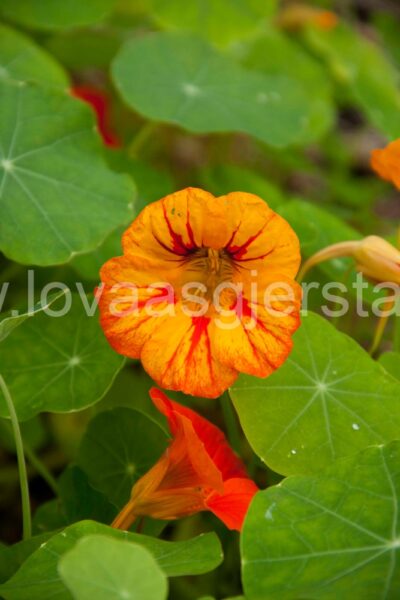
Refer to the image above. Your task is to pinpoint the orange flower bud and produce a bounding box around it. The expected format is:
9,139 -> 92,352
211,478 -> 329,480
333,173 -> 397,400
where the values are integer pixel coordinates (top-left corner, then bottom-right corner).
299,236 -> 400,285
353,236 -> 400,285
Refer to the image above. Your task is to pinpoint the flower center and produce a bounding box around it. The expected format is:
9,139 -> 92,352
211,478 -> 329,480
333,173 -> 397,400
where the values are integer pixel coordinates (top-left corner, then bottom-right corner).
180,248 -> 235,310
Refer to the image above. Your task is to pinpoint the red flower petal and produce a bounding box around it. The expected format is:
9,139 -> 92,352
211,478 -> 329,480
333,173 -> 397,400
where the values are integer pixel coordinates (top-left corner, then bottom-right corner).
150,388 -> 247,481
205,477 -> 258,531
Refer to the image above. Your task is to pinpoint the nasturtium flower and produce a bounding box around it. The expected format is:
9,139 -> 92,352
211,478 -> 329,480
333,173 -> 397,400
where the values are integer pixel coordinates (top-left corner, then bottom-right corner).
111,388 -> 258,531
299,236 -> 400,285
371,139 -> 400,189
99,188 -> 301,398
71,85 -> 120,148
277,3 -> 338,31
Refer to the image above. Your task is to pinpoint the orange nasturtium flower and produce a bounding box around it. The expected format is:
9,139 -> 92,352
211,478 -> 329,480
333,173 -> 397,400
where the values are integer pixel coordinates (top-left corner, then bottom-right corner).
371,139 -> 400,190
99,188 -> 301,398
111,388 -> 258,531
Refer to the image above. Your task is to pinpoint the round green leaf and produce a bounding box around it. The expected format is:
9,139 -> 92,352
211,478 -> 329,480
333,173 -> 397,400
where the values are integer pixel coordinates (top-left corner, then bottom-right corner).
112,32 -> 314,148
230,312 -> 400,475
0,24 -> 68,88
0,0 -> 117,31
0,520 -> 222,599
242,442 -> 400,599
58,535 -> 168,600
77,407 -> 169,508
0,294 -> 124,421
0,79 -> 134,266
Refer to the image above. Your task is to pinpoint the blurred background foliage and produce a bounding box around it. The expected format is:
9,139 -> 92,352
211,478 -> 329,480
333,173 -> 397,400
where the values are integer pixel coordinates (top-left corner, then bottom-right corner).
0,1 -> 399,598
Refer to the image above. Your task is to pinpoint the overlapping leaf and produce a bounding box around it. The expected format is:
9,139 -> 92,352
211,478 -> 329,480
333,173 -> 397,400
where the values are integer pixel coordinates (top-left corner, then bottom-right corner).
112,32 -> 314,147
0,24 -> 68,87
58,535 -> 168,600
0,520 -> 223,599
0,79 -> 134,265
77,407 -> 169,508
231,312 -> 400,475
0,294 -> 124,421
242,442 -> 400,599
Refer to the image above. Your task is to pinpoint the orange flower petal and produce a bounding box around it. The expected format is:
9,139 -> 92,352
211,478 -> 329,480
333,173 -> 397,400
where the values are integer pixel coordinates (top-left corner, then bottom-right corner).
141,312 -> 238,398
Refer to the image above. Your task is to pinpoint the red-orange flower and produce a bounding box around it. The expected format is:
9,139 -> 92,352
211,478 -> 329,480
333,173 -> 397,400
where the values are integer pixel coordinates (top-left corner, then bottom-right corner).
99,188 -> 301,398
371,139 -> 400,189
71,85 -> 120,148
111,388 -> 258,531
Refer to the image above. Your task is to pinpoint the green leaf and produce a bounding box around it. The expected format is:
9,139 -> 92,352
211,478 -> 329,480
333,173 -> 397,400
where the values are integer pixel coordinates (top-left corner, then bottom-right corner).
230,312 -> 400,476
0,294 -> 124,421
0,520 -> 223,599
378,352 -> 400,382
242,441 -> 400,599
149,0 -> 277,46
199,164 -> 285,210
58,535 -> 168,600
70,155 -> 174,280
0,290 -> 68,343
304,24 -> 400,138
58,466 -> 116,525
0,0 -> 117,31
32,499 -> 68,535
77,407 -> 169,508
0,79 -> 134,266
0,24 -> 68,88
244,27 -> 334,142
112,32 -> 315,148
0,532 -> 54,583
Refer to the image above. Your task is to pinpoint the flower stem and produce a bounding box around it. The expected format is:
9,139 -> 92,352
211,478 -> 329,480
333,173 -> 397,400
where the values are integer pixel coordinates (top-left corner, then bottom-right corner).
369,294 -> 396,356
221,394 -> 242,454
24,444 -> 59,496
128,122 -> 156,157
0,375 -> 31,540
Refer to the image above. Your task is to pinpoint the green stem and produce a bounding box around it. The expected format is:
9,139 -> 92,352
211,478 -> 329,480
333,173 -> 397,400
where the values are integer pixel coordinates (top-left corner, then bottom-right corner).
0,375 -> 31,540
128,122 -> 156,157
24,444 -> 59,496
221,393 -> 242,454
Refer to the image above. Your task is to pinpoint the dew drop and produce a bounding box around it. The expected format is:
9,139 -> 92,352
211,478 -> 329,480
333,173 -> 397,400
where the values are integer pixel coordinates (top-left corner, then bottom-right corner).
352,423 -> 360,431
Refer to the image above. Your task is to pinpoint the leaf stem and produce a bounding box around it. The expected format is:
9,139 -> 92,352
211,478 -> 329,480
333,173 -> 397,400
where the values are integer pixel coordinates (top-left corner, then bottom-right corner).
0,375 -> 31,540
24,444 -> 59,496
